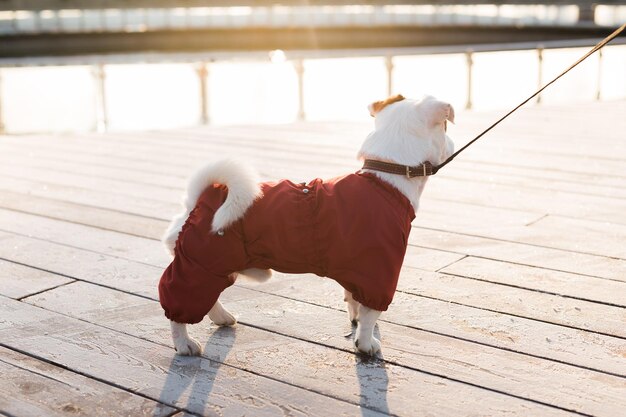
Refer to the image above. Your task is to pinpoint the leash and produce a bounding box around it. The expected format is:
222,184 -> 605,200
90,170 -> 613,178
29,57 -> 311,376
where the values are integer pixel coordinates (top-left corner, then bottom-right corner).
363,22 -> 626,178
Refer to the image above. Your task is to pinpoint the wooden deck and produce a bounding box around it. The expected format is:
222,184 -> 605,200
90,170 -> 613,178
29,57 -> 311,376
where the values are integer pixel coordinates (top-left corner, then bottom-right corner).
0,100 -> 625,417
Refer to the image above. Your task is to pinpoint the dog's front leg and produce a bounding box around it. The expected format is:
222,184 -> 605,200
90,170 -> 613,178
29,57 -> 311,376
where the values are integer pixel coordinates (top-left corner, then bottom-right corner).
354,304 -> 382,356
170,321 -> 202,356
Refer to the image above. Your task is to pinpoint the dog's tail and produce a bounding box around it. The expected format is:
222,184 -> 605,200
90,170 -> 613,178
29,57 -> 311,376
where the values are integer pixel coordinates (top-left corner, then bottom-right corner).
162,160 -> 262,256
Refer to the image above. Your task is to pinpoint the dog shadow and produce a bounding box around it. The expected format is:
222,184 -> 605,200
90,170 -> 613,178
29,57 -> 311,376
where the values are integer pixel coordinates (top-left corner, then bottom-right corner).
352,325 -> 391,416
154,326 -> 236,416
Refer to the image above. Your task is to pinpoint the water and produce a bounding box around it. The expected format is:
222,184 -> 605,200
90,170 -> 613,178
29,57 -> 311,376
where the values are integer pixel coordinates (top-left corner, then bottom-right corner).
1,44 -> 625,133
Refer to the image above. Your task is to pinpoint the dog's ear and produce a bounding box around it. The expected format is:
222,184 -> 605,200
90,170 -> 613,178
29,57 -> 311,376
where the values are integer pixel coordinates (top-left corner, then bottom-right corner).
368,94 -> 405,117
431,101 -> 455,129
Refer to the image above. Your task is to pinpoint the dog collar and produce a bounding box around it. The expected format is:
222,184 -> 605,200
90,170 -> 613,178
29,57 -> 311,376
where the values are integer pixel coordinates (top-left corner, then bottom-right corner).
361,159 -> 438,178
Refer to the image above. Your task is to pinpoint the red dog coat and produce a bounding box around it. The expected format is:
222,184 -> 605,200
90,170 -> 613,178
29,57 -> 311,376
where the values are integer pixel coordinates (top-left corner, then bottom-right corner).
159,172 -> 415,324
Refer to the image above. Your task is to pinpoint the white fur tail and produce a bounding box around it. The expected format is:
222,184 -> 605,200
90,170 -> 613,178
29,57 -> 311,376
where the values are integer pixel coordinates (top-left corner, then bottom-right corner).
162,160 -> 262,256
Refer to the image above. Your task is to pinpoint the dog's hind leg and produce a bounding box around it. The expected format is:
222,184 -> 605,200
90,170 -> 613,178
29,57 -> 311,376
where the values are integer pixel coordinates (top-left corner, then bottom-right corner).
171,321 -> 202,356
208,299 -> 237,326
354,304 -> 382,356
237,268 -> 272,282
344,289 -> 360,325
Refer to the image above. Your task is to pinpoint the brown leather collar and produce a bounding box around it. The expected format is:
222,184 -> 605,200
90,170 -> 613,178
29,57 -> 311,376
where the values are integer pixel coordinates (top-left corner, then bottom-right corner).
361,159 -> 437,178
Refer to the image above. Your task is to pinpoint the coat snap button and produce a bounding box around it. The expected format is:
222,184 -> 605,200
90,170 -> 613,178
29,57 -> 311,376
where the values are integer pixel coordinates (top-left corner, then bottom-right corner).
302,188 -> 309,194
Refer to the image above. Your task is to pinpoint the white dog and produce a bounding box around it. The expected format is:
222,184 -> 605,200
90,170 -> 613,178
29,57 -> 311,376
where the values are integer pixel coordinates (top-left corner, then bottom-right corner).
159,94 -> 455,356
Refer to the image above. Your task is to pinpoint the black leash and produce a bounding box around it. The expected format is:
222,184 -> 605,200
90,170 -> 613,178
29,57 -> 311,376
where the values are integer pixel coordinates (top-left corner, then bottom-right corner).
435,22 -> 626,173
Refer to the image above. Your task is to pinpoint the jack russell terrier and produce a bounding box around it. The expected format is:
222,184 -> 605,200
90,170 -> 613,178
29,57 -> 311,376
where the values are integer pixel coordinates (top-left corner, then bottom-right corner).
159,94 -> 455,356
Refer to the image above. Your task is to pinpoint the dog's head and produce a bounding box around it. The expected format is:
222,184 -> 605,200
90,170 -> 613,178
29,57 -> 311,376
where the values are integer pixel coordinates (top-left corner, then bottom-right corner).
358,94 -> 455,168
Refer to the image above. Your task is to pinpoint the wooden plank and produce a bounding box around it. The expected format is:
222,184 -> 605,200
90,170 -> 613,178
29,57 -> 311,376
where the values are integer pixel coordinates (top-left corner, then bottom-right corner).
0,141 -> 192,178
3,159 -> 623,262
2,207 -> 624,339
0,347 -> 176,417
444,163 -> 626,199
3,211 -> 611,396
455,131 -> 626,161
0,259 -> 73,300
0,137 -> 348,182
13,112 -> 626,180
0,99 -> 624,417
0,163 -> 181,202
441,256 -> 626,308
6,126 -> 626,192
415,204 -> 626,260
11,140 -> 623,263
0,150 -> 552,234
5,100 -> 626,169
446,141 -> 626,177
247,273 -> 626,377
5,214 -> 624,380
418,199 -> 543,231
0,209 -> 459,273
448,159 -> 626,192
4,162 -> 625,279
1,126 -> 359,162
422,177 -> 626,226
409,228 -> 626,282
0,208 -> 170,268
399,247 -> 464,272
0,176 -> 176,220
395,267 -> 626,338
522,215 -> 626,258
4,133 -> 626,228
0,231 -> 161,299
446,107 -> 626,157
4,128 -> 626,228
0,190 -> 165,240
26,102 -> 626,160
1,119 -> 619,181
25,281 -> 626,416
1,295 -> 566,417
0,150 -> 185,188
5,138 -> 626,229
0,296 -> 389,417
10,146 -> 625,264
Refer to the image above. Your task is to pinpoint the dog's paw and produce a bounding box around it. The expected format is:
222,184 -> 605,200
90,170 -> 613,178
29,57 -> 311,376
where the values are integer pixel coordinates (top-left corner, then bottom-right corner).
174,337 -> 202,356
208,301 -> 237,326
211,309 -> 237,326
354,336 -> 381,356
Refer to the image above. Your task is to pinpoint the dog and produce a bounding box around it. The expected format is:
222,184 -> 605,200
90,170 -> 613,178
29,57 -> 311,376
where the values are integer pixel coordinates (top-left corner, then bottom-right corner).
159,94 -> 455,356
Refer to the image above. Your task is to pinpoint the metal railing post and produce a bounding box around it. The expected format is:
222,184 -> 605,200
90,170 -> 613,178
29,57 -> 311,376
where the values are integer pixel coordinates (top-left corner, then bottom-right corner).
294,59 -> 306,121
0,70 -> 5,134
537,46 -> 544,104
596,48 -> 603,101
465,49 -> 473,110
92,64 -> 108,132
196,62 -> 210,125
385,55 -> 394,96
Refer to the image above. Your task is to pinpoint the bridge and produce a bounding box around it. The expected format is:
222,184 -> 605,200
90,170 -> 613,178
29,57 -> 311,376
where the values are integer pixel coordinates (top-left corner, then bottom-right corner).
1,99 -> 626,417
0,1 -> 625,57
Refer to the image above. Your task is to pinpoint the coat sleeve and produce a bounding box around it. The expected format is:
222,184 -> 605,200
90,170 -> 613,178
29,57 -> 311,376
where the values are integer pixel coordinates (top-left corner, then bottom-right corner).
158,253 -> 235,324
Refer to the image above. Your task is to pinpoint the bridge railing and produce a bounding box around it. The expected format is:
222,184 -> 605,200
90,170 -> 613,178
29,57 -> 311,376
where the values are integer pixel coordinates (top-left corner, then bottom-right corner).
2,1 -> 626,10
0,1 -> 625,35
1,35 -> 625,134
